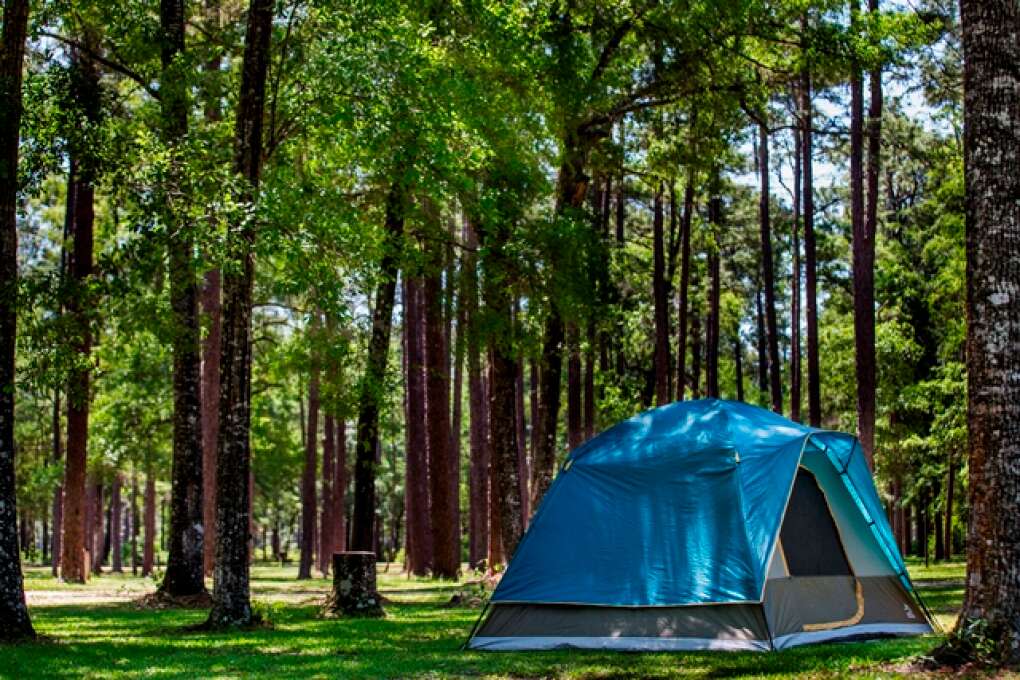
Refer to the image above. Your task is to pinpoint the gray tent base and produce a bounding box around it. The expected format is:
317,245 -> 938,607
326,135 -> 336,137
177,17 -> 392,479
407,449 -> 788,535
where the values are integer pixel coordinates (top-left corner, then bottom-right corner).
468,576 -> 931,652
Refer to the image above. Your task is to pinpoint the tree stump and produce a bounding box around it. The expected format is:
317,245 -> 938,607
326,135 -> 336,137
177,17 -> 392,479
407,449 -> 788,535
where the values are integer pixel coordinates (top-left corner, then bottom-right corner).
324,551 -> 384,618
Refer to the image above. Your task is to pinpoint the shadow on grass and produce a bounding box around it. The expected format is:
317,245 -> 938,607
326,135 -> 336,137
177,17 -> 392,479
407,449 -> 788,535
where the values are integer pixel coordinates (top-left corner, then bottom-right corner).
1,598 -> 947,680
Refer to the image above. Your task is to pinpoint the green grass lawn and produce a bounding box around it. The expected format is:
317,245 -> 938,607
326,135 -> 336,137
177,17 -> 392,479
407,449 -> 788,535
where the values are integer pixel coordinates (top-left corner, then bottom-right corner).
0,559 -> 978,679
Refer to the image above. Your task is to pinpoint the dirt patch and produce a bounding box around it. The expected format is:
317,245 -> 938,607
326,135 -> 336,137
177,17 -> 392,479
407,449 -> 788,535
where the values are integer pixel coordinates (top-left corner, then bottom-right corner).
134,590 -> 214,610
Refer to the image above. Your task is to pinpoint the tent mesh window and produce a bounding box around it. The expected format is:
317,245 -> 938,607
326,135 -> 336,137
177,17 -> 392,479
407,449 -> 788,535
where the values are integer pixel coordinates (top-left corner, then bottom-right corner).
779,469 -> 853,576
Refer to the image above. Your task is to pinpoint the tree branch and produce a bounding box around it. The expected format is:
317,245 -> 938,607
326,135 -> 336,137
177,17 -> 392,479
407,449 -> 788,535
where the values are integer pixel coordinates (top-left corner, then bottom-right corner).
39,31 -> 160,101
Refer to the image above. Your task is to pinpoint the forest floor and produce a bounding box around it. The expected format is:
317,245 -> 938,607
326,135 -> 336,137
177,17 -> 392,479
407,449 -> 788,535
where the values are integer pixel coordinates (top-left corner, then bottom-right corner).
1,558 -> 1006,679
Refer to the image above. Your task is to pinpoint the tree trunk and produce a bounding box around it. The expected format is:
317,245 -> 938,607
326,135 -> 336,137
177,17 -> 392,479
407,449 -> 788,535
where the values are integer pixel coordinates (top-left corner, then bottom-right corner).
207,0 -> 273,628
425,247 -> 458,579
476,211 -> 524,561
800,45 -> 822,428
320,412 -> 334,576
690,286 -> 702,398
350,185 -> 404,553
325,552 -> 383,617
110,475 -> 122,573
298,342 -> 319,580
60,42 -> 100,585
566,322 -> 582,449
514,337 -> 529,522
464,217 -> 488,568
934,480 -> 945,561
756,286 -> 768,400
403,273 -> 431,575
201,269 -> 221,577
957,0 -> 1020,658
849,0 -> 876,469
159,0 -> 206,598
0,0 -> 30,609
0,3 -> 31,636
945,449 -> 955,560
92,481 -> 104,573
734,335 -> 744,402
131,473 -> 139,574
200,0 -> 223,580
143,472 -> 155,576
790,97 -> 803,423
583,321 -> 595,438
706,195 -> 721,399
758,120 -> 783,414
51,390 -> 63,576
532,308 -> 563,507
677,175 -> 694,401
333,417 -> 346,554
653,181 -> 670,406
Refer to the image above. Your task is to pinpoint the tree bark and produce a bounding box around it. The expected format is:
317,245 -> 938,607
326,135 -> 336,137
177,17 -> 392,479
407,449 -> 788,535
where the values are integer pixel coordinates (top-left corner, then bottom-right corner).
849,0 -> 876,469
207,0 -> 273,628
514,335 -> 529,521
51,390 -> 62,576
464,217 -> 488,568
298,339 -> 319,580
800,42 -> 822,427
325,552 -> 383,617
945,449 -> 955,560
350,185 -> 404,553
758,121 -> 783,413
0,0 -> 33,638
403,273 -> 431,574
200,0 -> 223,580
320,412 -> 334,576
110,475 -> 122,573
332,417 -> 346,554
61,41 -> 101,584
159,0 -> 206,598
566,322 -> 582,448
706,191 -> 722,399
734,335 -> 744,402
957,0 -> 1020,659
476,209 -> 524,560
653,181 -> 670,406
853,0 -> 882,470
425,245 -> 458,579
583,321 -> 595,438
143,472 -> 155,576
790,95 -> 803,423
677,174 -> 694,400
201,269 -> 221,577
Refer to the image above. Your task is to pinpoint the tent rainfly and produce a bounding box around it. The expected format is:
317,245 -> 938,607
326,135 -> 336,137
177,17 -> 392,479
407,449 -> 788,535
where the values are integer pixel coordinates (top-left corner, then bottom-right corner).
467,399 -> 933,651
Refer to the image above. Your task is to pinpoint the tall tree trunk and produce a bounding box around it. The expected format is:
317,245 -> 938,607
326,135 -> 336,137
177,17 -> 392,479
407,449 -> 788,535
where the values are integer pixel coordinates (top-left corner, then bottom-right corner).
350,186 -> 404,553
934,480 -> 945,561
207,0 -> 273,628
790,98 -> 803,423
425,245 -> 458,579
800,41 -> 822,427
0,0 -> 31,638
514,337 -> 529,521
756,286 -> 768,400
653,181 -> 670,405
734,335 -> 744,402
758,120 -> 783,413
706,190 -> 722,399
690,287 -> 702,399
143,472 -> 155,576
51,390 -> 62,575
201,270 -> 220,578
677,174 -> 694,400
130,473 -> 139,574
298,343 -> 319,580
110,475 -> 122,573
853,0 -> 882,470
566,322 -> 582,448
476,211 -> 524,560
319,412 -> 334,576
92,481 -> 104,574
160,0 -> 206,597
957,0 -> 1020,658
403,273 -> 431,575
849,0 -> 875,469
464,220 -> 488,569
200,0 -> 223,580
532,308 -> 563,506
332,418 -> 346,554
583,321 -> 595,437
61,42 -> 100,584
945,449 -> 955,560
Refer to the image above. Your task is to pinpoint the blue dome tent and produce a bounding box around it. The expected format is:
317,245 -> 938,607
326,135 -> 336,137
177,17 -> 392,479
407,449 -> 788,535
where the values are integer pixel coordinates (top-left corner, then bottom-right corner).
467,399 -> 933,651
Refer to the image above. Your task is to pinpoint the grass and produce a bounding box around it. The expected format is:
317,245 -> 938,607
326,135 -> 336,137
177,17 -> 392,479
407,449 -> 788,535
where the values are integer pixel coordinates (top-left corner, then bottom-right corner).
0,559 -> 988,679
